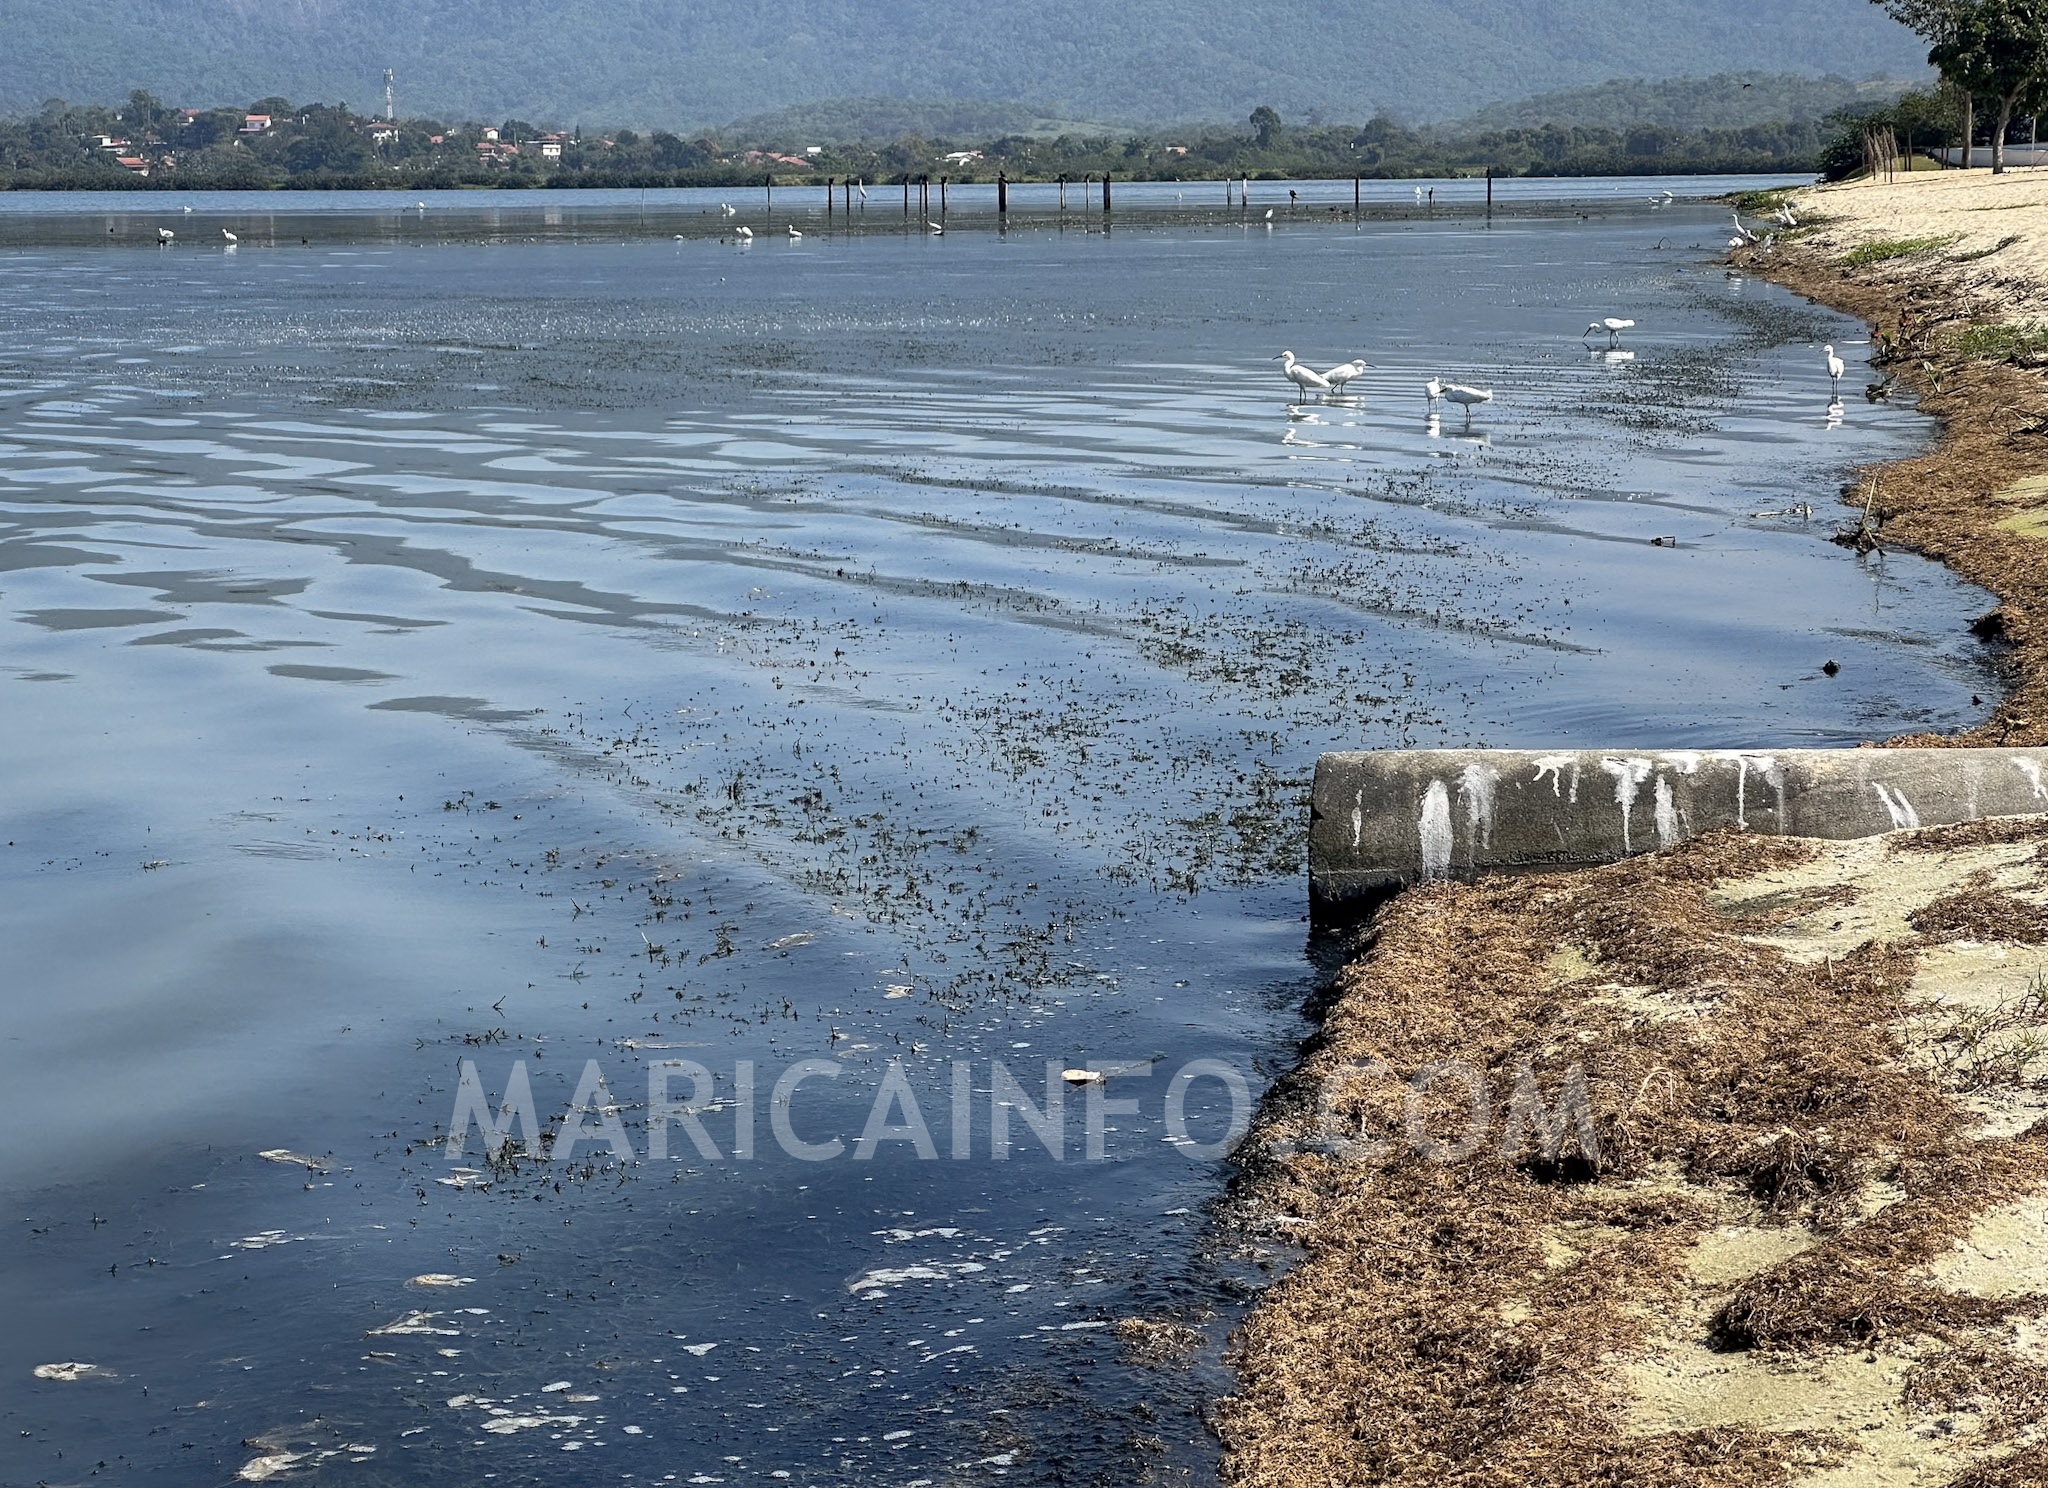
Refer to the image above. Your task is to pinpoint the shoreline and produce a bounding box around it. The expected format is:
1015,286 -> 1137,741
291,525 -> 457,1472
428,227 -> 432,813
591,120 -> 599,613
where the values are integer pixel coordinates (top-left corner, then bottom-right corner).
1215,172 -> 2048,1486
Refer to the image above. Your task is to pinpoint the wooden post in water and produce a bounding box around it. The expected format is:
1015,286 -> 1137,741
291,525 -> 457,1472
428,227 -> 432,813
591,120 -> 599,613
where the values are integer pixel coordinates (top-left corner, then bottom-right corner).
940,175 -> 948,214
1101,171 -> 1111,212
765,175 -> 772,213
1485,167 -> 1493,216
1354,174 -> 1361,214
903,175 -> 910,216
997,171 -> 1008,215
846,178 -> 854,213
1058,174 -> 1067,210
827,178 -> 834,218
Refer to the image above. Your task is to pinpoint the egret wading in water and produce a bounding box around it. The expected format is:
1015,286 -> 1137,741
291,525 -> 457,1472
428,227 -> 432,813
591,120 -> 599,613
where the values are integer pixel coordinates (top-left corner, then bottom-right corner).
1439,382 -> 1494,427
1584,317 -> 1635,347
221,228 -> 237,243
734,226 -> 753,241
787,225 -> 802,240
1824,344 -> 1845,393
156,228 -> 174,245
1272,351 -> 1333,403
925,220 -> 944,235
1321,359 -> 1370,396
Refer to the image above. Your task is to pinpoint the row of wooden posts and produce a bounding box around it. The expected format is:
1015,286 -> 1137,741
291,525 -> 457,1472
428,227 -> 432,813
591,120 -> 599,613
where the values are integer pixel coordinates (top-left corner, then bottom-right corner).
763,167 -> 1496,217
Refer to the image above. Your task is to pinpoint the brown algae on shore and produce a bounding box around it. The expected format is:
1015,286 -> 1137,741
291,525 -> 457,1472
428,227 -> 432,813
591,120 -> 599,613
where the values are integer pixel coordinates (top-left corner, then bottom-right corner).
1218,823 -> 2048,1487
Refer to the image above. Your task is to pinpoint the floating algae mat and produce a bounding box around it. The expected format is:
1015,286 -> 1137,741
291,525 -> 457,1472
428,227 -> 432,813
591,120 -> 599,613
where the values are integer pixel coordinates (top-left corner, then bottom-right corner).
0,186 -> 2008,1483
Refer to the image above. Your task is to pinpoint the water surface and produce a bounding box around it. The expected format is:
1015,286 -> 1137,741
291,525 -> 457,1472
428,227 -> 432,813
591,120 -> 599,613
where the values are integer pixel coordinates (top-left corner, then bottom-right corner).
0,184 -> 1994,1486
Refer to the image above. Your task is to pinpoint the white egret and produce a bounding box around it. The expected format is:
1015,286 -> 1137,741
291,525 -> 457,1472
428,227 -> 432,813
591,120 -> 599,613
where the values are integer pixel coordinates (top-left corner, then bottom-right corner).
1439,383 -> 1493,425
925,220 -> 944,234
1584,317 -> 1635,346
1776,204 -> 1797,228
719,202 -> 737,216
1272,351 -> 1333,402
787,225 -> 802,240
857,181 -> 867,201
182,205 -> 193,214
415,201 -> 427,210
1264,207 -> 1274,221
1824,343 -> 1845,391
1321,358 -> 1370,395
156,227 -> 174,244
734,226 -> 753,239
221,228 -> 237,243
1424,376 -> 1444,408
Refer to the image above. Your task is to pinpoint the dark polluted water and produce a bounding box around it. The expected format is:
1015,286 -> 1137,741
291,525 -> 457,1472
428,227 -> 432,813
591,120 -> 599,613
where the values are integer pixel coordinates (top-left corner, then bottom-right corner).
0,182 -> 1997,1486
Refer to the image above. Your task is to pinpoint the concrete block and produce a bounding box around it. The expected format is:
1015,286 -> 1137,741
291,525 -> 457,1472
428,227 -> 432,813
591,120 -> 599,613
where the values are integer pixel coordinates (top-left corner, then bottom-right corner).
1310,746 -> 2048,909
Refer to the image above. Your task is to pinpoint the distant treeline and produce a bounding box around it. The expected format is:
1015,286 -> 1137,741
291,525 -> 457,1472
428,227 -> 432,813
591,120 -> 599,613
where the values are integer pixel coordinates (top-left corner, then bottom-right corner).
0,91 -> 1884,190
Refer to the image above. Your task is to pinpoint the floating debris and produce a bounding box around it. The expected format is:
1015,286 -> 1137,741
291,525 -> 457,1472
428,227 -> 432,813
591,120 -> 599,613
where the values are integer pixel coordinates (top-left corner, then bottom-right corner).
406,1273 -> 474,1288
1060,1068 -> 1103,1085
257,1149 -> 330,1173
33,1361 -> 115,1382
237,1451 -> 305,1482
366,1310 -> 460,1338
764,932 -> 815,950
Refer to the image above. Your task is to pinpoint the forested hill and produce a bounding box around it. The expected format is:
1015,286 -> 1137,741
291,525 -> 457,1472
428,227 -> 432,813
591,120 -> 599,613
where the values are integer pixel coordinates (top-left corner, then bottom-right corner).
1449,73 -> 1919,134
16,0 -> 1927,128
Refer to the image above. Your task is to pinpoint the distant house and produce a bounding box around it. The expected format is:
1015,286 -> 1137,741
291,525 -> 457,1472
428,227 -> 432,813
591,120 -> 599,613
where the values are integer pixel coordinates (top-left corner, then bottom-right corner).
475,140 -> 520,165
240,114 -> 271,133
365,126 -> 398,144
804,146 -> 822,156
114,156 -> 149,175
481,127 -> 500,142
537,132 -> 568,160
741,150 -> 811,168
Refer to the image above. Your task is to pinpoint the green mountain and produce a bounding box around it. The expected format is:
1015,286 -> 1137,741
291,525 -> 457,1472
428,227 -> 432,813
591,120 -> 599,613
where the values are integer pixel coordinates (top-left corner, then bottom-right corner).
1449,71 -> 1919,133
11,0 -> 1930,128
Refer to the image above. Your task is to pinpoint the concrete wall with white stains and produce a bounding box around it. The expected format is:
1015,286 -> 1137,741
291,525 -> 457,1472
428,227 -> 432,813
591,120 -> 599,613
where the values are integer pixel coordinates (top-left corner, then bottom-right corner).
1309,747 -> 2048,908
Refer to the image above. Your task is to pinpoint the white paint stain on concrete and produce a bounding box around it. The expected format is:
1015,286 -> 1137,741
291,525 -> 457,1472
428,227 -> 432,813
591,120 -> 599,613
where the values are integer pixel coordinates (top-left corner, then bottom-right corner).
1599,756 -> 1655,852
1653,774 -> 1680,848
1872,783 -> 1920,830
2015,758 -> 2047,801
1458,762 -> 1499,855
1419,779 -> 1453,882
1659,751 -> 1703,776
1530,754 -> 1573,797
1350,786 -> 1364,850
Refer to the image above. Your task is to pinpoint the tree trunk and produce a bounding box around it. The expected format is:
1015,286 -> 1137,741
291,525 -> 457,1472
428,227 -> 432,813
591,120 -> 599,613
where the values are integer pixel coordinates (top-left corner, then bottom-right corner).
1962,94 -> 1975,169
1995,95 -> 2017,173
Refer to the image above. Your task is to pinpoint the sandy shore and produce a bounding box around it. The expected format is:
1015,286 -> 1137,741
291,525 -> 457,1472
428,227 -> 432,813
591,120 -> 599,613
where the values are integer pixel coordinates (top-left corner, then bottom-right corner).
1794,168 -> 2048,319
1212,176 -> 2048,1487
1217,824 -> 2048,1487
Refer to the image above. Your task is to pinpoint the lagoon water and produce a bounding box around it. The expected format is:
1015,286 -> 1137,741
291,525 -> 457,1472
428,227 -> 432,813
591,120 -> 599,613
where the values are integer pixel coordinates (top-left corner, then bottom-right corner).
0,180 -> 1998,1484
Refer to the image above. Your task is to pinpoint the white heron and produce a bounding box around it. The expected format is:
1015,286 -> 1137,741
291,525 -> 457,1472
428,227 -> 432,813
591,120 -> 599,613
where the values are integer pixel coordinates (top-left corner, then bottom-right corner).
1322,358 -> 1370,395
734,225 -> 753,240
415,200 -> 427,210
787,225 -> 802,240
719,203 -> 737,217
1776,204 -> 1798,228
221,228 -> 237,243
1730,213 -> 1759,245
1584,317 -> 1635,346
1824,344 -> 1845,392
1272,351 -> 1333,402
1424,376 -> 1444,409
1439,383 -> 1494,425
156,227 -> 174,244
857,181 -> 868,201
925,220 -> 944,234
1264,207 -> 1274,221
182,205 -> 193,214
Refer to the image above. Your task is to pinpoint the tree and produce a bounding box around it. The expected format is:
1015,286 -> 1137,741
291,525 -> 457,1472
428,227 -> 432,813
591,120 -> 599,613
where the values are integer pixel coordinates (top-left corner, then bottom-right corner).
1876,2 -> 1980,164
1249,105 -> 1282,148
1929,0 -> 2048,171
